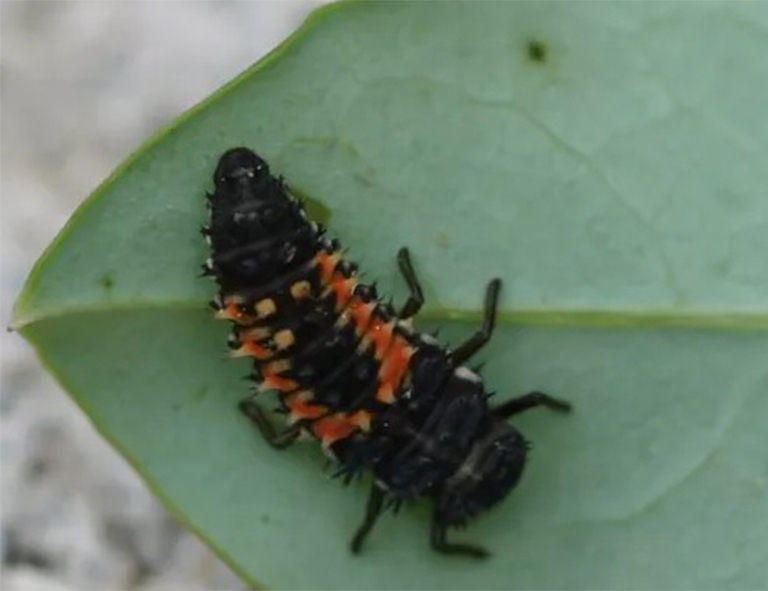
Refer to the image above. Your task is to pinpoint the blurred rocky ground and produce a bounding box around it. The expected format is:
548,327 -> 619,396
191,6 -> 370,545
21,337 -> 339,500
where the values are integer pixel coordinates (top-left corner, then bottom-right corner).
1,2 -> 321,589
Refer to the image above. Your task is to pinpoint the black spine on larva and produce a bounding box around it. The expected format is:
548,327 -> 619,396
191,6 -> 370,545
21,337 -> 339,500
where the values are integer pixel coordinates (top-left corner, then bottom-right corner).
206,147 -> 542,553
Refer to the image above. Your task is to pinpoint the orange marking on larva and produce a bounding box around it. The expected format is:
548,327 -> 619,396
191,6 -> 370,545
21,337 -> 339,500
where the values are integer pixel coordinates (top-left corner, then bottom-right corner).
313,414 -> 359,447
331,276 -> 357,310
230,340 -> 273,360
286,392 -> 326,422
349,410 -> 373,432
376,338 -> 414,403
368,319 -> 395,360
260,374 -> 298,393
215,300 -> 253,324
348,299 -> 375,335
375,383 -> 396,404
388,338 -> 415,377
316,251 -> 341,283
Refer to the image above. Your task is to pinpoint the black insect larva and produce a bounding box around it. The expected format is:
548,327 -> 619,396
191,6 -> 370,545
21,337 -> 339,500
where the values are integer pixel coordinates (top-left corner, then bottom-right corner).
202,147 -> 572,558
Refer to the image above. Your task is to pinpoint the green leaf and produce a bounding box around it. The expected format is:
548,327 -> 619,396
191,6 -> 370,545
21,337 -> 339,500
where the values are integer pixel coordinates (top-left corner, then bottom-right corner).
12,2 -> 768,589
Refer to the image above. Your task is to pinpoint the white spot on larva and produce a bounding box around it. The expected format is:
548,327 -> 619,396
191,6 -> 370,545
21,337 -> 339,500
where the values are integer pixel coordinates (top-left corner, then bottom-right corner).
204,234 -> 212,246
244,326 -> 271,340
420,333 -> 438,346
356,336 -> 372,354
204,257 -> 214,270
255,298 -> 277,318
274,330 -> 295,350
290,280 -> 311,300
454,366 -> 482,384
266,359 -> 292,374
322,445 -> 339,460
453,461 -> 482,483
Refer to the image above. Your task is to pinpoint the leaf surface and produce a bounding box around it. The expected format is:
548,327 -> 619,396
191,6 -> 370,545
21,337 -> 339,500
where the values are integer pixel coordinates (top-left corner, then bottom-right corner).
13,2 -> 768,589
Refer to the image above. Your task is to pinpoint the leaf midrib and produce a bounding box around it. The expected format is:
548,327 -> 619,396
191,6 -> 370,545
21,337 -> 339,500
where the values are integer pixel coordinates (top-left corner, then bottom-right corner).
11,299 -> 768,333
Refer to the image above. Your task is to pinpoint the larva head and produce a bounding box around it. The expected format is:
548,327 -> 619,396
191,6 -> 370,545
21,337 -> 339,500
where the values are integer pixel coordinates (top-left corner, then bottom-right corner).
207,148 -> 315,289
210,147 -> 299,225
214,147 -> 270,189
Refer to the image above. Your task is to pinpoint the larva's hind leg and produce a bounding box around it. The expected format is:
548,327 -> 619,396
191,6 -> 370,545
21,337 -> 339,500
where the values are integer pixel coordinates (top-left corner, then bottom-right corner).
350,484 -> 387,554
492,391 -> 572,419
396,247 -> 425,320
430,510 -> 489,559
450,278 -> 501,367
239,398 -> 301,450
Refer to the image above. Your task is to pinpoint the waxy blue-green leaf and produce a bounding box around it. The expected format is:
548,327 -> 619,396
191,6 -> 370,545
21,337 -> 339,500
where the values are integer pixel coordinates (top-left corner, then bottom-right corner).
13,2 -> 768,589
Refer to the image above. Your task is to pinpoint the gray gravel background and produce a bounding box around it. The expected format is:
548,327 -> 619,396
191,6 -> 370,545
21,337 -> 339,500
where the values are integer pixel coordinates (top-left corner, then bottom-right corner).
1,2 -> 323,589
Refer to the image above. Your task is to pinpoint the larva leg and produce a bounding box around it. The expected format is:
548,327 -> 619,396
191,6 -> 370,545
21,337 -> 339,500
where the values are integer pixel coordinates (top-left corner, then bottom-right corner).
492,391 -> 572,418
396,247 -> 425,319
450,278 -> 501,366
350,484 -> 387,554
239,398 -> 301,450
430,511 -> 489,559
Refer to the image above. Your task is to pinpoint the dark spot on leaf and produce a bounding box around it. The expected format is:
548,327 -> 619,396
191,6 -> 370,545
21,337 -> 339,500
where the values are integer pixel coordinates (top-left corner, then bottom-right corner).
527,39 -> 548,63
260,514 -> 270,524
99,272 -> 115,290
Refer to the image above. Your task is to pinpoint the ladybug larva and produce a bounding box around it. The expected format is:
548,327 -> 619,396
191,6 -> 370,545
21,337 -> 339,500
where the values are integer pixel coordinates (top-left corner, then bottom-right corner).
201,147 -> 572,558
